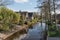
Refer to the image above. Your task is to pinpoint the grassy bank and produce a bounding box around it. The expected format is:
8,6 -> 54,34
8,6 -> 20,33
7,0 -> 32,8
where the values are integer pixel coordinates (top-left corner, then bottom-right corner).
48,23 -> 60,37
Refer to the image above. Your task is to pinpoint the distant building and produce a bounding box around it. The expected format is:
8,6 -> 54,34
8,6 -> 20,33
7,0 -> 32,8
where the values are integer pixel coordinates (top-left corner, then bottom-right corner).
52,14 -> 60,24
27,12 -> 34,21
16,11 -> 34,21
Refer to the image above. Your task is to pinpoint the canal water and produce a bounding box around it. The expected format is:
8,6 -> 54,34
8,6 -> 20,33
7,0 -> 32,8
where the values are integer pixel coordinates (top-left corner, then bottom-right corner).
13,22 -> 45,40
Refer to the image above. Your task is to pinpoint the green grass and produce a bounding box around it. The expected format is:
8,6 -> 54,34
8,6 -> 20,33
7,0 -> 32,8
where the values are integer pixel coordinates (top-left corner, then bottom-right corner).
48,31 -> 57,37
48,23 -> 60,37
48,30 -> 60,37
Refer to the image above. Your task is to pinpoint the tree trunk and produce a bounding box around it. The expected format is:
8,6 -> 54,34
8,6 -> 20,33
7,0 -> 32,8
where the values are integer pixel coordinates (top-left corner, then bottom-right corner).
48,0 -> 52,25
41,10 -> 43,27
53,0 -> 58,31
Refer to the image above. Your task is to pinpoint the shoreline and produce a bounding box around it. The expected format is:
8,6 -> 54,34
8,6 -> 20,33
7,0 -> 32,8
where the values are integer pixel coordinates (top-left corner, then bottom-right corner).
0,25 -> 28,40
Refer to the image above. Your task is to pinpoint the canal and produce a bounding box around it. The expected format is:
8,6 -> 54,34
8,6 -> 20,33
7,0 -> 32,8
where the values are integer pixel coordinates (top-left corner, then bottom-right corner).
11,22 -> 45,40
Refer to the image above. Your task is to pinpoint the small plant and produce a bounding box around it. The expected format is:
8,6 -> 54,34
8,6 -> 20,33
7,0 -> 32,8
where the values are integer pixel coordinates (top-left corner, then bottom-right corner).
19,20 -> 25,25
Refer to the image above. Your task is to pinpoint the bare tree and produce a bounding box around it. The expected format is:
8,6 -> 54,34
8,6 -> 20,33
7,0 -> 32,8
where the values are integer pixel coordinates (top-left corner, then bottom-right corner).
53,0 -> 58,31
37,0 -> 49,40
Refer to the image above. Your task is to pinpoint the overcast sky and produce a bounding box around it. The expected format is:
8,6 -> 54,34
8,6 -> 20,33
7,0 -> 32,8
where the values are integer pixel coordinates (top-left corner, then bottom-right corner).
7,0 -> 38,12
7,0 -> 60,14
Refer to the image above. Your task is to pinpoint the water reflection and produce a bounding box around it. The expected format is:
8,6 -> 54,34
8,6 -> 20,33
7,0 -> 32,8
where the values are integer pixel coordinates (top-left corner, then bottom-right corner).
12,23 -> 45,40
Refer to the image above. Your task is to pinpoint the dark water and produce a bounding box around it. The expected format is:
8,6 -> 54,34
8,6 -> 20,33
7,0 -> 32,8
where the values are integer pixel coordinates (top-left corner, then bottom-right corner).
13,22 -> 45,40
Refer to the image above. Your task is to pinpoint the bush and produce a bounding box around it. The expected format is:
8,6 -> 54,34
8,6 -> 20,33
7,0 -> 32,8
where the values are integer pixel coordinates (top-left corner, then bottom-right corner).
0,7 -> 20,31
46,20 -> 52,26
19,20 -> 25,25
27,21 -> 32,26
11,13 -> 20,24
27,18 -> 37,27
49,24 -> 56,31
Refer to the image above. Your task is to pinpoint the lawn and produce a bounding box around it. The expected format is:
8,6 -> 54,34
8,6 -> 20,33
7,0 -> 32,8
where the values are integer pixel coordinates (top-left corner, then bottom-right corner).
48,29 -> 60,37
48,22 -> 60,37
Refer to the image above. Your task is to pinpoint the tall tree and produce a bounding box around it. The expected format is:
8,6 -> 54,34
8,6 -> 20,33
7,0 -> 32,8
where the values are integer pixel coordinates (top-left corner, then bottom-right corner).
37,0 -> 49,40
48,0 -> 52,25
53,0 -> 58,31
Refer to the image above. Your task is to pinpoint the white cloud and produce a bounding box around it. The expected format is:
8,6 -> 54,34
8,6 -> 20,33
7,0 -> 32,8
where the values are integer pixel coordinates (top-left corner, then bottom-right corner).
14,0 -> 29,3
51,10 -> 60,15
56,10 -> 60,14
